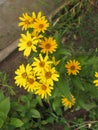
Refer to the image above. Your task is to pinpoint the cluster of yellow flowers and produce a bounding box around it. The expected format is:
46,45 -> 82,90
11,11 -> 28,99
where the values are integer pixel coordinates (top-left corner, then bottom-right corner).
18,12 -> 57,57
14,55 -> 59,99
93,72 -> 98,87
15,12 -> 59,99
14,11 -> 83,108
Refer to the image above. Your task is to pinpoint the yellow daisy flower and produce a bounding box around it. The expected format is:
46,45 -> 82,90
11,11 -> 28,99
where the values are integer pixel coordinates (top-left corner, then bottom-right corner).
35,82 -> 53,99
93,72 -> 98,87
18,13 -> 32,30
38,67 -> 59,86
33,17 -> 49,33
95,72 -> 98,78
36,11 -> 45,19
39,37 -> 57,54
61,95 -> 76,108
24,75 -> 39,92
30,12 -> 37,26
14,64 -> 32,87
32,54 -> 52,74
30,11 -> 45,27
52,56 -> 60,66
18,31 -> 38,57
65,59 -> 81,75
31,31 -> 43,43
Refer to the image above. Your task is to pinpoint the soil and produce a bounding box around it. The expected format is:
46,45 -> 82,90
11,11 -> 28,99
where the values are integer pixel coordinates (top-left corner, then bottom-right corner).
0,0 -> 64,50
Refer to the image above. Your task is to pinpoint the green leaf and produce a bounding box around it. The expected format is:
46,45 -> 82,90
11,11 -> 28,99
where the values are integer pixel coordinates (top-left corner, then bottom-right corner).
0,71 -> 7,83
36,95 -> 43,107
64,125 -> 71,130
0,118 -> 4,128
0,97 -> 10,115
30,109 -> 41,118
19,95 -> 28,103
0,96 -> 10,128
0,111 -> 7,120
72,77 -> 85,91
46,116 -> 55,123
78,100 -> 97,111
54,31 -> 62,47
57,56 -> 67,74
57,77 -> 71,100
86,83 -> 98,98
0,91 -> 4,101
57,48 -> 71,56
41,120 -> 48,125
52,97 -> 61,111
10,118 -> 24,128
0,112 -> 7,128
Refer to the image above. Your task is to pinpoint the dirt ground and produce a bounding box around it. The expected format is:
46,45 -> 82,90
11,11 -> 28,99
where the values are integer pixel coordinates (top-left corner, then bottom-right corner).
0,49 -> 26,87
0,0 -> 64,50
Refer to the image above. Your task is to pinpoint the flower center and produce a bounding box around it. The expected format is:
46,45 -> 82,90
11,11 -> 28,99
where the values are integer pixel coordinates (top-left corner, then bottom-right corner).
45,72 -> 51,79
27,78 -> 34,84
32,18 -> 36,23
27,41 -> 32,47
21,72 -> 27,78
45,43 -> 51,49
41,85 -> 47,90
39,24 -> 44,29
70,65 -> 75,70
25,20 -> 30,25
39,61 -> 45,67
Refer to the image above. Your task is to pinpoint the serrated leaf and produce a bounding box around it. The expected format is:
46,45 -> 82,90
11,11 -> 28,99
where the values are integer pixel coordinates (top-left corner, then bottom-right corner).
10,118 -> 24,128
